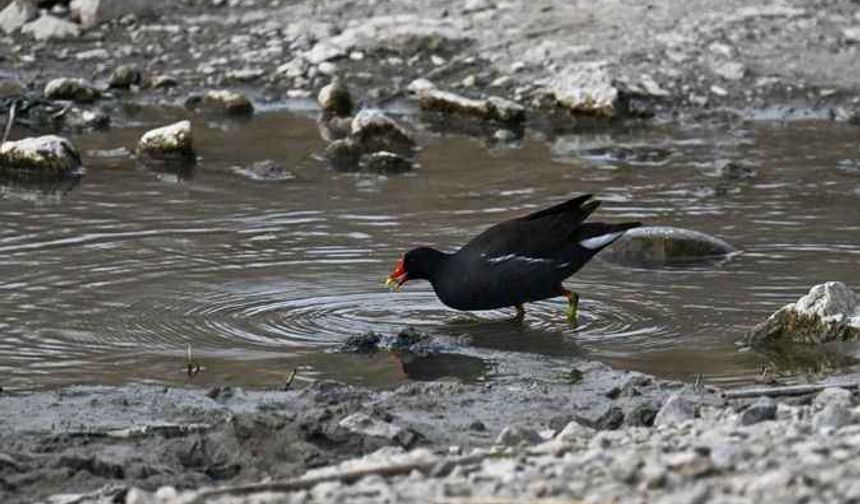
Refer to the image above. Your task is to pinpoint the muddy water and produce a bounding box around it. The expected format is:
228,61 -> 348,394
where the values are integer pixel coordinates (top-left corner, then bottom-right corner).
1,105 -> 859,391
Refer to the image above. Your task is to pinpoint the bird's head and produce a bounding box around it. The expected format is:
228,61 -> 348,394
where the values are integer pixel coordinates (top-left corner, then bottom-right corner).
384,247 -> 441,291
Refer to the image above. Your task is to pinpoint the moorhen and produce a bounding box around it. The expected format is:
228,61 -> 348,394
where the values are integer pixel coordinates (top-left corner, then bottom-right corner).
385,194 -> 641,322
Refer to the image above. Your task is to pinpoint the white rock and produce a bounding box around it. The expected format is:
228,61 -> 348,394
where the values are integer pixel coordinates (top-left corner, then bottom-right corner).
842,26 -> 860,43
0,135 -> 81,174
20,13 -> 79,40
70,0 -> 154,27
338,412 -> 407,442
138,120 -> 194,158
748,282 -> 860,345
406,78 -> 436,94
711,61 -> 745,81
0,0 -> 36,35
495,425 -> 542,447
540,62 -> 619,117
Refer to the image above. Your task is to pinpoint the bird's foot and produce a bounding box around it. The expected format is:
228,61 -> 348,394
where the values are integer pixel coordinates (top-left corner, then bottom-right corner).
565,291 -> 579,325
512,304 -> 525,323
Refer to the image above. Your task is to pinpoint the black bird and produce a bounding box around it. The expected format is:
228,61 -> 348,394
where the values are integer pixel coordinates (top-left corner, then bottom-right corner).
385,194 -> 641,322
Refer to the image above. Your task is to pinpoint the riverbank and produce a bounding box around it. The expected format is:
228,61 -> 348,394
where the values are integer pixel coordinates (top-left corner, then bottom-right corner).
2,370 -> 859,503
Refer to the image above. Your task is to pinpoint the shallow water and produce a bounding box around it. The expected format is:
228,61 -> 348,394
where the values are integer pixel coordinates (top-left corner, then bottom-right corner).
1,105 -> 859,391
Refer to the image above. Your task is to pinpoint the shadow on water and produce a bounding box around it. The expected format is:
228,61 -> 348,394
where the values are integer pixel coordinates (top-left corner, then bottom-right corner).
1,104 -> 859,391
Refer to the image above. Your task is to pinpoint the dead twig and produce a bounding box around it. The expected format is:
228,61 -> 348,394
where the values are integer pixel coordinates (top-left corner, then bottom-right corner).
2,101 -> 16,145
282,368 -> 297,391
186,343 -> 201,378
724,382 -> 860,400
437,498 -> 585,504
190,453 -> 489,503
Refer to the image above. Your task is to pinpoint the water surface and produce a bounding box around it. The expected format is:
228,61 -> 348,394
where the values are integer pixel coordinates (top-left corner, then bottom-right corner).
1,106 -> 858,391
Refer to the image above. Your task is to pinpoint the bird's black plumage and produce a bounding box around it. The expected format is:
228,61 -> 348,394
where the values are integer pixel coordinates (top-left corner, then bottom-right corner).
389,194 -> 641,313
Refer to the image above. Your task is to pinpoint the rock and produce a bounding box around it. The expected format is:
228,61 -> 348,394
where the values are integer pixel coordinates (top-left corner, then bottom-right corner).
812,403 -> 852,433
540,62 -> 619,117
601,226 -> 738,268
711,61 -> 745,81
137,120 -> 194,160
740,397 -> 777,426
61,107 -> 110,131
576,406 -> 625,431
20,13 -> 79,40
654,394 -> 696,426
317,79 -> 353,118
0,135 -> 81,176
814,387 -> 854,409
747,282 -> 860,346
350,109 -> 414,156
843,26 -> 860,44
417,88 -> 525,124
554,420 -> 595,442
495,425 -> 542,447
337,327 -> 435,355
0,0 -> 36,34
224,68 -> 265,83
360,151 -> 413,174
150,75 -> 178,89
70,0 -> 153,27
194,90 -> 254,116
44,78 -> 99,103
324,138 -> 362,171
406,77 -> 435,95
625,402 -> 659,427
108,64 -> 142,89
338,412 -> 418,448
230,160 -> 294,181
0,79 -> 24,99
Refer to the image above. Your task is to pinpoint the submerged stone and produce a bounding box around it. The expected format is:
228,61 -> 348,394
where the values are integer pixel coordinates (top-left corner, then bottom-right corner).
44,78 -> 100,103
601,226 -> 738,268
230,160 -> 294,181
747,281 -> 860,346
418,88 -> 525,124
361,151 -> 413,174
0,135 -> 81,176
324,138 -> 362,171
350,109 -> 415,156
137,120 -> 194,160
108,64 -> 142,89
204,90 -> 254,115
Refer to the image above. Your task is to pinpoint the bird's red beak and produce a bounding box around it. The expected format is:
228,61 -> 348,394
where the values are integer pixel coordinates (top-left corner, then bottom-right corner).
385,255 -> 408,291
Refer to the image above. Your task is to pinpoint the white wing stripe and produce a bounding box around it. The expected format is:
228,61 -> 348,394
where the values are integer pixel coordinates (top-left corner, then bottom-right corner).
579,232 -> 623,250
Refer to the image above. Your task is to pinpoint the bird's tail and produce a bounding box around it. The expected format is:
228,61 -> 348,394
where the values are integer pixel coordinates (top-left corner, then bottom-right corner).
575,221 -> 641,251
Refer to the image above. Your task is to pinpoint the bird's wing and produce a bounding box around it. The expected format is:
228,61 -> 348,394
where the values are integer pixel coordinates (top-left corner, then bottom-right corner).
459,194 -> 601,261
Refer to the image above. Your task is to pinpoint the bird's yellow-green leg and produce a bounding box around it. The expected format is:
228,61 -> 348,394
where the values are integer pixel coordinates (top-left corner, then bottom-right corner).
564,290 -> 579,324
513,303 -> 525,322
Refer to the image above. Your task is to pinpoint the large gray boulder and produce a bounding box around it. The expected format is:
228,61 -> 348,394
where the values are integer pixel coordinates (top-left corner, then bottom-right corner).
20,13 -> 79,40
601,226 -> 738,267
0,135 -> 81,176
44,78 -> 100,103
0,0 -> 36,34
747,282 -> 860,346
70,0 -> 155,27
350,109 -> 415,156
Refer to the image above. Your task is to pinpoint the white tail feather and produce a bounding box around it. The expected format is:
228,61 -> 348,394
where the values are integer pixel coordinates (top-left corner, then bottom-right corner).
579,231 -> 623,250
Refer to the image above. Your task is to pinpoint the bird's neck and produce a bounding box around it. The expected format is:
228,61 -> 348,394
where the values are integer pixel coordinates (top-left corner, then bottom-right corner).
422,249 -> 453,284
